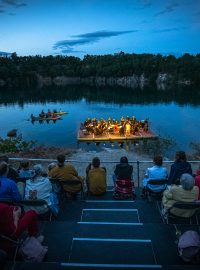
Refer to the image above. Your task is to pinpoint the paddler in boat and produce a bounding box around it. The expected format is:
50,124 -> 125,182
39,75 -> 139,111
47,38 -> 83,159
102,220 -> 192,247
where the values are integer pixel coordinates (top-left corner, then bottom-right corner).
30,114 -> 35,121
39,110 -> 45,118
59,108 -> 63,113
40,110 -> 45,117
46,109 -> 52,118
52,112 -> 57,118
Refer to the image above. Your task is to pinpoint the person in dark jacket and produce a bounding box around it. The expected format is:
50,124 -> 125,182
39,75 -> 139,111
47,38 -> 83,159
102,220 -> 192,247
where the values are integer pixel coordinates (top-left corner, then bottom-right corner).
113,156 -> 135,199
0,162 -> 21,201
113,156 -> 133,183
168,151 -> 192,185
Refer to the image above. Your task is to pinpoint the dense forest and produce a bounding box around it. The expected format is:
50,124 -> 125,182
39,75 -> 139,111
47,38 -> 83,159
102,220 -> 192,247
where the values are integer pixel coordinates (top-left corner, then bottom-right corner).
0,52 -> 200,88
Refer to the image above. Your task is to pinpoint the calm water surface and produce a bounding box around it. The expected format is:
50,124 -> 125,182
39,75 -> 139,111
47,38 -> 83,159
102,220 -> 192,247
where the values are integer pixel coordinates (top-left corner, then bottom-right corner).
0,86 -> 200,154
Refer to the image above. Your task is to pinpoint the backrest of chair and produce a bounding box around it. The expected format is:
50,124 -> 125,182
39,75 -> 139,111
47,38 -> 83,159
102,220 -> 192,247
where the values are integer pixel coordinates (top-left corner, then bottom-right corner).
147,179 -> 168,185
19,199 -> 48,207
172,201 -> 200,210
60,179 -> 83,188
16,177 -> 32,182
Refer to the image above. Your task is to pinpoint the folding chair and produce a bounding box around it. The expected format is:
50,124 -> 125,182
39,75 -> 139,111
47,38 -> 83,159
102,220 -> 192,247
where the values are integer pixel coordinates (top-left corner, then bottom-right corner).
161,201 -> 200,224
60,179 -> 85,201
146,179 -> 168,201
19,199 -> 54,221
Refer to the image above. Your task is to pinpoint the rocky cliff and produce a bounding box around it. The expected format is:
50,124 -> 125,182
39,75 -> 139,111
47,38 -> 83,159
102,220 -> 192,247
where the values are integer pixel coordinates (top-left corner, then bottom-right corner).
0,73 -> 191,89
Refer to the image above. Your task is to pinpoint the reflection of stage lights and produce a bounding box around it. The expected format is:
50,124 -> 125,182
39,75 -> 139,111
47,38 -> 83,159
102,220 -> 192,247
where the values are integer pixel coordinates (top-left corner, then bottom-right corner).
118,142 -> 124,148
111,143 -> 114,148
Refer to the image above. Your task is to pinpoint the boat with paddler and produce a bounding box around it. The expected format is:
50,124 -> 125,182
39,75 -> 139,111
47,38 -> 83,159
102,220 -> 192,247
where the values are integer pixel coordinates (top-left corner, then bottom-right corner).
54,111 -> 68,116
30,115 -> 62,122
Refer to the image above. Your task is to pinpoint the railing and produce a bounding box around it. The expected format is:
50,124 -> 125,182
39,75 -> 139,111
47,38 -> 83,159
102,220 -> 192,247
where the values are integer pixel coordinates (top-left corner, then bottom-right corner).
9,157 -> 200,188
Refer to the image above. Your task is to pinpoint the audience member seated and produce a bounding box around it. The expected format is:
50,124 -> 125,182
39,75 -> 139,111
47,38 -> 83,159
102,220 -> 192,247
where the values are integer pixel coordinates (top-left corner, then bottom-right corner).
162,173 -> 199,218
195,166 -> 200,200
0,155 -> 18,182
48,154 -> 84,198
142,155 -> 168,197
0,162 -> 21,201
17,159 -> 35,196
86,157 -> 106,195
18,159 -> 34,179
0,203 -> 42,254
113,156 -> 136,199
168,151 -> 192,185
23,164 -> 53,214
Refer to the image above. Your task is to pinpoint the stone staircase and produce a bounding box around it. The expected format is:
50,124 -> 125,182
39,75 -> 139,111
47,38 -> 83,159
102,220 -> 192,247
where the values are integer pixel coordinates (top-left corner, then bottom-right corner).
6,189 -> 200,270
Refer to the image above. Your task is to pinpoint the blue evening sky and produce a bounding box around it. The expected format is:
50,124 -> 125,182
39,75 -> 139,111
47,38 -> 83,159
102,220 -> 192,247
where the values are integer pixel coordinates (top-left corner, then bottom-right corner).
0,0 -> 200,57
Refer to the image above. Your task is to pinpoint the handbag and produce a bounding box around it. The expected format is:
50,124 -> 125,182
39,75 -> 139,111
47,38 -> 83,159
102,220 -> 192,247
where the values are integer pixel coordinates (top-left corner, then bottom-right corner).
19,236 -> 48,262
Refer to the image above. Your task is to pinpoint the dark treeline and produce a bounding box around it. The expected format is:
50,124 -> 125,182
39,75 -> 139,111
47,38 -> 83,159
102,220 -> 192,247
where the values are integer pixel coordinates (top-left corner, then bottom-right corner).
0,52 -> 200,87
0,85 -> 200,106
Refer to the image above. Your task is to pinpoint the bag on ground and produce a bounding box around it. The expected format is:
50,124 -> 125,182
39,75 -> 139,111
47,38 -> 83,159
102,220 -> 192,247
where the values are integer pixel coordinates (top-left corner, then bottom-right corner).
178,230 -> 200,263
19,236 -> 48,262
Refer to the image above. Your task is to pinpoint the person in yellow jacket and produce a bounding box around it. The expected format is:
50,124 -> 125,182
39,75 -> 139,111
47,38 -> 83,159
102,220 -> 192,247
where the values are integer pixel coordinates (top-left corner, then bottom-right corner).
162,173 -> 199,218
86,157 -> 106,195
48,154 -> 84,197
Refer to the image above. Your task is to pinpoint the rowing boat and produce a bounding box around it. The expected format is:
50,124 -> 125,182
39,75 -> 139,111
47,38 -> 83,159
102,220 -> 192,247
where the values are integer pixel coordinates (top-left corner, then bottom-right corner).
31,116 -> 62,121
54,111 -> 68,116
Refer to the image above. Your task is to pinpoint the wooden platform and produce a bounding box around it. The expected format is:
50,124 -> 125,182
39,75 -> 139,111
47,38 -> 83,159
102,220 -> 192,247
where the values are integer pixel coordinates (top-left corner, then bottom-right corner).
77,129 -> 158,142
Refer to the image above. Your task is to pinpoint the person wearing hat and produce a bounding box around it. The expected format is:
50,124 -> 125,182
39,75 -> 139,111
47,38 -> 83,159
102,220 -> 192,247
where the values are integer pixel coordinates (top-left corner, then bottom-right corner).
24,164 -> 52,214
162,173 -> 199,218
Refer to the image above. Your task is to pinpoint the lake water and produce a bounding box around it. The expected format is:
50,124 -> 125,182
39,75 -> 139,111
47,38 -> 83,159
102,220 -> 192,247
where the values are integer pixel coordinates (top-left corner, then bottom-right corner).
0,86 -> 200,156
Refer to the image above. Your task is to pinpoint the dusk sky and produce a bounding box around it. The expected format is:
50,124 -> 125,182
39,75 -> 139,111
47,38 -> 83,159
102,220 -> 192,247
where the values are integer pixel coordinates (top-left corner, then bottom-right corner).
0,0 -> 200,57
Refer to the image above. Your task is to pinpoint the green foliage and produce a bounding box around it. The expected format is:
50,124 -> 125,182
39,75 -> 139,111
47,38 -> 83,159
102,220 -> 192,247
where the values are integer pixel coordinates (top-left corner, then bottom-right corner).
134,136 -> 176,157
0,53 -> 200,87
0,135 -> 36,153
190,142 -> 200,160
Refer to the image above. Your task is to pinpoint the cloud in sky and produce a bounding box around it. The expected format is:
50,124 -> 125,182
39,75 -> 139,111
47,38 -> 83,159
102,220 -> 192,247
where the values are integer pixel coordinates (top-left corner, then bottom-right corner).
153,26 -> 187,33
0,0 -> 26,12
1,0 -> 26,7
54,30 -> 137,54
0,50 -> 11,55
154,2 -> 179,17
140,0 -> 152,8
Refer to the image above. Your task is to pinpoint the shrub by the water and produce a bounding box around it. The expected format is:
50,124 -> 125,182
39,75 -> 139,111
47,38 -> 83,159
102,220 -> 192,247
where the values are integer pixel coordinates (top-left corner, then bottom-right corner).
0,135 -> 35,153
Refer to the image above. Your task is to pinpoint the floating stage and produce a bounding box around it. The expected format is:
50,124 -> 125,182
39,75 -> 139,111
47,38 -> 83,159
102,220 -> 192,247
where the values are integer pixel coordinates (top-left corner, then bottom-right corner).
77,129 -> 158,143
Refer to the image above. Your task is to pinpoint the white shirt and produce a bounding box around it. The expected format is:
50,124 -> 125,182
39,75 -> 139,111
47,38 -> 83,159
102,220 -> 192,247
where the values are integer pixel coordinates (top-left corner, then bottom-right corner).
143,165 -> 168,191
24,176 -> 52,205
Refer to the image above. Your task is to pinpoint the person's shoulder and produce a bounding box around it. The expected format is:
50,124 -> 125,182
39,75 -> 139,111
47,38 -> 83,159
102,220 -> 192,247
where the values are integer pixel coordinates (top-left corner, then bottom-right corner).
170,184 -> 180,191
6,177 -> 17,185
65,163 -> 74,168
49,166 -> 59,173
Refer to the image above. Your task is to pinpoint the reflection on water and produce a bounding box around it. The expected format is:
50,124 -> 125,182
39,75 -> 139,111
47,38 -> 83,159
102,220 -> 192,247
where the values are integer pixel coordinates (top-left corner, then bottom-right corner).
0,85 -> 200,155
0,85 -> 200,106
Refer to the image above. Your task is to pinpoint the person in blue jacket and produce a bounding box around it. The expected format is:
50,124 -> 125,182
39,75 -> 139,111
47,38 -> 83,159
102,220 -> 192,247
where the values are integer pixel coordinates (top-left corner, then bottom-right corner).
168,151 -> 192,185
0,162 -> 21,201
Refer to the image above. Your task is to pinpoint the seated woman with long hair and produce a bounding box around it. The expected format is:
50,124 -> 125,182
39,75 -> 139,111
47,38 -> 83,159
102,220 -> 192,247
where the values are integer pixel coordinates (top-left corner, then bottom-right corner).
113,156 -> 136,199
